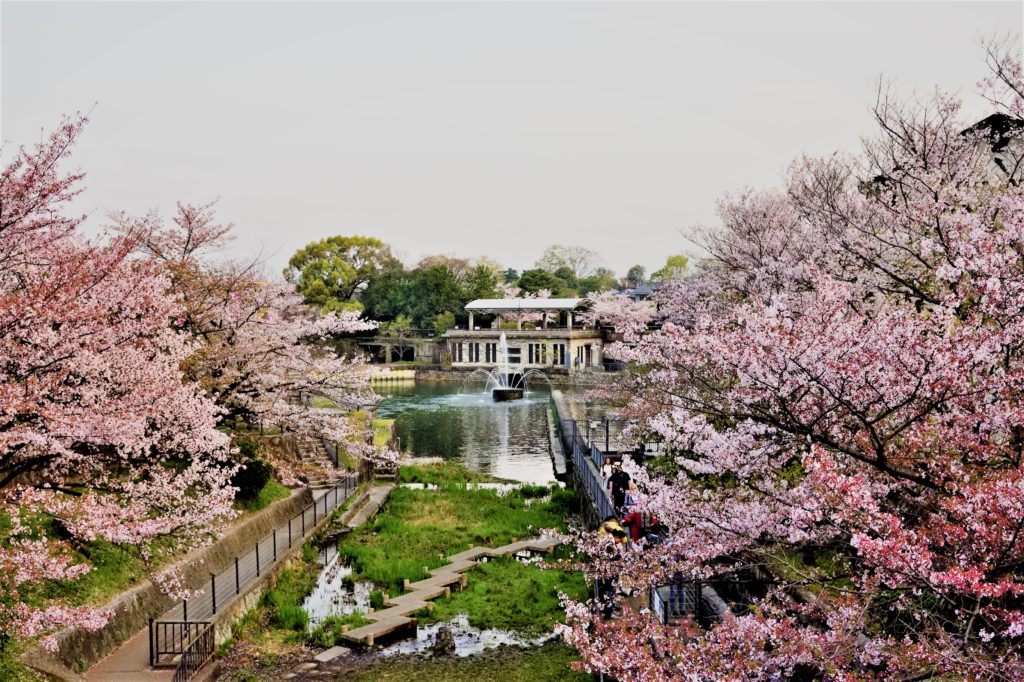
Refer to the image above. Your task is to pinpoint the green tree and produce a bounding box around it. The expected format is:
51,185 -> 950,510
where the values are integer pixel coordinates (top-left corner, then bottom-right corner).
284,235 -> 402,312
465,264 -> 499,300
650,254 -> 689,283
625,264 -> 646,288
379,314 -> 415,359
517,268 -> 573,296
406,264 -> 468,328
360,269 -> 411,322
433,311 -> 456,336
552,266 -> 579,294
503,268 -> 519,284
578,267 -> 618,295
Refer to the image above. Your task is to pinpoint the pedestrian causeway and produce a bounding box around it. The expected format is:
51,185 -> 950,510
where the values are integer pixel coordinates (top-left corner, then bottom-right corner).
339,535 -> 561,646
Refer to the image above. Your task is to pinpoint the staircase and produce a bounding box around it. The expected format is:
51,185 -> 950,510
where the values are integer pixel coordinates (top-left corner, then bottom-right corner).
295,435 -> 342,491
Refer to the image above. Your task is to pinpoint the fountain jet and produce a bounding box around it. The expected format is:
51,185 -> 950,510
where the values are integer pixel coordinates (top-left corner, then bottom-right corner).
491,333 -> 524,401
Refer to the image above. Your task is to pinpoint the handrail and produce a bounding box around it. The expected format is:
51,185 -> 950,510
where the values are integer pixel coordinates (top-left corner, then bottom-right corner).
559,418 -> 617,521
173,623 -> 213,682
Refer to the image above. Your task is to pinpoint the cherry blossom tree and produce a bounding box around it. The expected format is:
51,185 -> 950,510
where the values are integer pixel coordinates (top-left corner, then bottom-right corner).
578,291 -> 655,342
0,118 -> 235,650
563,43 -> 1024,680
114,202 -> 395,476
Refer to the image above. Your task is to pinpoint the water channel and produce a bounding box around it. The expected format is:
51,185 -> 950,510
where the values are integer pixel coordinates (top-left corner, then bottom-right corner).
372,380 -> 561,484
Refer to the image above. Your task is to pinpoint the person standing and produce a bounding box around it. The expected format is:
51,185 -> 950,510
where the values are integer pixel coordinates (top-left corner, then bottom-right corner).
601,457 -> 613,487
608,462 -> 631,512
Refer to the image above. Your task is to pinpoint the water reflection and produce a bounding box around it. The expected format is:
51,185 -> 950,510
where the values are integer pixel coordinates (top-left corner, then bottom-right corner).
378,613 -> 556,657
373,382 -> 556,484
302,546 -> 374,625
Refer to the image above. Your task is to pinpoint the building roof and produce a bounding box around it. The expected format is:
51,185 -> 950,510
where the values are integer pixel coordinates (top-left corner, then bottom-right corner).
465,297 -> 584,312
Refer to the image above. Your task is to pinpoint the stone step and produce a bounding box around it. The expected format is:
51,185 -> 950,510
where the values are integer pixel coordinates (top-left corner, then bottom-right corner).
446,547 -> 493,562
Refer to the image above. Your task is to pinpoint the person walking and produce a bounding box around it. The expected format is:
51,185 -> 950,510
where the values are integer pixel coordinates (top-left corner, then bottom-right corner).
608,462 -> 631,512
601,457 -> 613,487
596,516 -> 627,618
622,506 -> 657,543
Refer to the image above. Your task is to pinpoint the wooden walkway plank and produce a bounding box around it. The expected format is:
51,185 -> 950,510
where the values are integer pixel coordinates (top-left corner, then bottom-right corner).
337,536 -> 562,646
431,559 -> 477,574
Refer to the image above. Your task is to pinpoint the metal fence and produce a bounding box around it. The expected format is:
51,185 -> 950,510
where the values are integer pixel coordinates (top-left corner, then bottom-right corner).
650,582 -> 704,625
148,472 -> 361,676
172,623 -> 213,682
649,579 -> 733,629
559,419 -> 617,521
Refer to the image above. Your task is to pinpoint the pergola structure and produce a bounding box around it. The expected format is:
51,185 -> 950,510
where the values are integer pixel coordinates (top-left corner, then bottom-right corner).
463,297 -> 589,330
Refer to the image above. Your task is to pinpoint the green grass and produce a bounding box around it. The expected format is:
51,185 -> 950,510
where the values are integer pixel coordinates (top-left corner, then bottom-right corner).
397,462 -> 509,486
309,612 -> 372,647
308,396 -> 338,409
236,478 -> 292,512
421,555 -> 588,635
343,643 -> 594,681
257,544 -> 320,642
336,483 -> 578,593
372,418 -> 394,447
219,464 -> 585,672
0,638 -> 47,681
25,537 -> 150,608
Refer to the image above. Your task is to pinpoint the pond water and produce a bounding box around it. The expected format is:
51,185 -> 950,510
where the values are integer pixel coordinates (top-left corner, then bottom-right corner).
302,546 -> 374,625
373,381 -> 559,484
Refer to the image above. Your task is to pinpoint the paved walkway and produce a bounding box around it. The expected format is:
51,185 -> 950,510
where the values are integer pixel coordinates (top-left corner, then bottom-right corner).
339,536 -> 561,646
345,484 -> 393,529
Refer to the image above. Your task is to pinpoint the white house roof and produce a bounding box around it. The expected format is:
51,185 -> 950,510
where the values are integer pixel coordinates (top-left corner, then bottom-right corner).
465,297 -> 584,312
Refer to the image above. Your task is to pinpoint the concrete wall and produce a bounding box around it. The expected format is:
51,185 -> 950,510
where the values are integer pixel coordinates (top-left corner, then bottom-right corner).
50,488 -> 315,673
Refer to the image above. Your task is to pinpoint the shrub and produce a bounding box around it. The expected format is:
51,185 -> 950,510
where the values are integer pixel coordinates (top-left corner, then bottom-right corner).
369,590 -> 386,610
548,488 -> 581,515
232,457 -> 274,500
273,604 -> 308,631
518,484 -> 551,499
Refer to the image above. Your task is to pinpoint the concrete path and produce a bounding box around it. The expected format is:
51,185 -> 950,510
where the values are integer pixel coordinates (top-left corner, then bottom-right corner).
83,627 -> 173,682
340,536 -> 561,646
345,484 -> 394,529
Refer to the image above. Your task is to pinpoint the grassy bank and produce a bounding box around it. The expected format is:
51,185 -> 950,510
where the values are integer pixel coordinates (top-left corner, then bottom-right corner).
396,461 -> 509,485
420,554 -> 588,635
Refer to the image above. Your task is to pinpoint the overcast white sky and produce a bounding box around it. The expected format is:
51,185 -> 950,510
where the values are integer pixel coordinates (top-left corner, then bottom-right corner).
2,1 -> 1021,278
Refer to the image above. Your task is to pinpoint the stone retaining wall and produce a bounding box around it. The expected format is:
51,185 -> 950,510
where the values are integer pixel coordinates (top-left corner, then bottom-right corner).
51,488 -> 314,673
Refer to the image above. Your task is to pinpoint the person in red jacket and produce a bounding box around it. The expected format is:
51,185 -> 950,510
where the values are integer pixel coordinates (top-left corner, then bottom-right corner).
621,508 -> 657,543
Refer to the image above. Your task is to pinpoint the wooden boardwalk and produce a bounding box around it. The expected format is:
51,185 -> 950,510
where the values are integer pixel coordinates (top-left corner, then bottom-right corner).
339,536 -> 561,646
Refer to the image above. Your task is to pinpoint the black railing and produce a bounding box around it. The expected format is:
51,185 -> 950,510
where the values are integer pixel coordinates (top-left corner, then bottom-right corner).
650,582 -> 704,626
148,472 -> 362,676
559,418 -> 617,521
173,623 -> 214,682
150,620 -> 209,669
